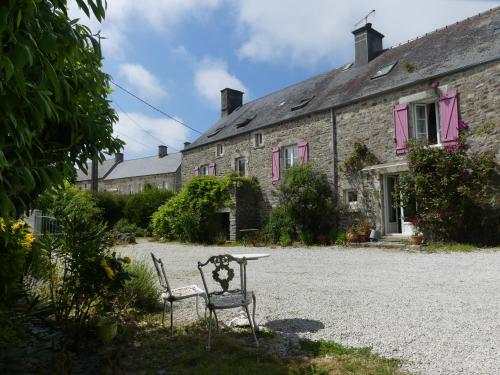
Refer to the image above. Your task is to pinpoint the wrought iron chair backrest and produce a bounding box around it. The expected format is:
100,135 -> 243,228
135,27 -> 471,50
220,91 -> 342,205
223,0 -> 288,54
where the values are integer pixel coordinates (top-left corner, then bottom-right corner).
198,254 -> 247,296
151,253 -> 172,296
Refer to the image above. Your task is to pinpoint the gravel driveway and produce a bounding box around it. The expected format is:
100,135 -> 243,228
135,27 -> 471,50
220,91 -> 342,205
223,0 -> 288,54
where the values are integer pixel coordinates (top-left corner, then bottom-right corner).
115,240 -> 500,375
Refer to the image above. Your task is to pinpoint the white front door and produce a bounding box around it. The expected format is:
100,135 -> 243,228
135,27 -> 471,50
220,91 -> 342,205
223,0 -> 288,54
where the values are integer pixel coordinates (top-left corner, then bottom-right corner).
384,175 -> 400,234
384,175 -> 416,235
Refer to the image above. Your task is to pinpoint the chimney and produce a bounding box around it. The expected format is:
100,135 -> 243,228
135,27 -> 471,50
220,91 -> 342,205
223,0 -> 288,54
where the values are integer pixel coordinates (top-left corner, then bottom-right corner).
221,88 -> 243,118
115,152 -> 124,163
158,145 -> 168,158
352,23 -> 384,66
183,141 -> 191,148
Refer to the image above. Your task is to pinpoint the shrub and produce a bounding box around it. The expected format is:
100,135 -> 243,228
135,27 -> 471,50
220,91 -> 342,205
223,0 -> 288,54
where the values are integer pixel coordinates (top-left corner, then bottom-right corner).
152,176 -> 259,243
262,207 -> 295,243
114,218 -> 148,237
124,186 -> 175,230
265,163 -> 336,245
120,260 -> 160,311
39,196 -> 131,341
0,218 -> 35,302
279,232 -> 293,247
398,128 -> 497,244
93,191 -> 129,228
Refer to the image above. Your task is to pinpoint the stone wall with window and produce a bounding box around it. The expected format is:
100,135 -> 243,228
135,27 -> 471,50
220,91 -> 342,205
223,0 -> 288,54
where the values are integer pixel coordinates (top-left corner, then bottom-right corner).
182,111 -> 334,215
100,171 -> 180,194
335,61 -> 499,231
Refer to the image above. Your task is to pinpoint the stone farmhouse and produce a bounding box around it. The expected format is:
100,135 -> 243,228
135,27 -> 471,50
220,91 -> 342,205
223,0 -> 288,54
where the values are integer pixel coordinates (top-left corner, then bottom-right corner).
182,8 -> 500,240
76,146 -> 182,194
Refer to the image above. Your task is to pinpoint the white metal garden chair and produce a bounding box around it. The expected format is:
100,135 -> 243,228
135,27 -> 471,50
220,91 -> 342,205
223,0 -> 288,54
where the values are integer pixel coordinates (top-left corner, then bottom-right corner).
151,253 -> 207,337
197,254 -> 258,351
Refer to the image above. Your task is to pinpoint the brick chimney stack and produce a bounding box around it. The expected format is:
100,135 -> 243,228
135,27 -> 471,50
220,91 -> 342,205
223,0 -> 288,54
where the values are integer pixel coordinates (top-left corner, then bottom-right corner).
220,88 -> 244,118
352,23 -> 384,65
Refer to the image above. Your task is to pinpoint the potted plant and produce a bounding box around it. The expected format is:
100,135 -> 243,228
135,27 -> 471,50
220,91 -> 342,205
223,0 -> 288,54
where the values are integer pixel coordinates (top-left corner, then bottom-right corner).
346,222 -> 359,242
410,218 -> 424,245
96,301 -> 119,344
359,219 -> 371,242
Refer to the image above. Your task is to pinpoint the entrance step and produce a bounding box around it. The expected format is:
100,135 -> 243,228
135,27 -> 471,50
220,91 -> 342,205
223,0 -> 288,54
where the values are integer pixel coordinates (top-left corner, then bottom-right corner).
380,235 -> 410,243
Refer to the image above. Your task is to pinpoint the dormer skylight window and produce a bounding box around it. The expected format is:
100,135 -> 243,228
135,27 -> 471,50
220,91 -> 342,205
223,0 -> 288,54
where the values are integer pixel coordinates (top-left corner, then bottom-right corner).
235,114 -> 256,128
279,101 -> 286,107
291,96 -> 314,111
371,62 -> 397,79
207,127 -> 223,138
495,26 -> 500,34
342,62 -> 353,71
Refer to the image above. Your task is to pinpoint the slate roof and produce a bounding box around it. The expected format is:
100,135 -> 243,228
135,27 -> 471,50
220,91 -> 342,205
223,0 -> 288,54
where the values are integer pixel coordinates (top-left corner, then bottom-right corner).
185,7 -> 500,151
76,159 -> 117,181
104,153 -> 181,180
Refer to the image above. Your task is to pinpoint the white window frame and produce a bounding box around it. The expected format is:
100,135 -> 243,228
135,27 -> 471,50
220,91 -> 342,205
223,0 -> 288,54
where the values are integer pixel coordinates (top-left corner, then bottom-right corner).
282,144 -> 298,172
345,189 -> 359,210
235,157 -> 246,176
254,132 -> 263,147
163,180 -> 169,190
199,164 -> 210,176
410,101 -> 441,145
128,184 -> 134,195
216,143 -> 224,157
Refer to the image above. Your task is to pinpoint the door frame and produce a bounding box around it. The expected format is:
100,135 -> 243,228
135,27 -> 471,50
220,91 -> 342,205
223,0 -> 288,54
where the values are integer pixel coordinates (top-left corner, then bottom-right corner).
383,174 -> 415,235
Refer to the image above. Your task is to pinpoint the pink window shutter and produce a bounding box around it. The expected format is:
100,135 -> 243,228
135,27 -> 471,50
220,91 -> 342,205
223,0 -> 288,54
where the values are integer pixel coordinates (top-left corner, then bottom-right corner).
194,166 -> 199,176
394,103 -> 409,155
439,90 -> 459,145
272,147 -> 280,184
298,141 -> 309,163
209,162 -> 216,176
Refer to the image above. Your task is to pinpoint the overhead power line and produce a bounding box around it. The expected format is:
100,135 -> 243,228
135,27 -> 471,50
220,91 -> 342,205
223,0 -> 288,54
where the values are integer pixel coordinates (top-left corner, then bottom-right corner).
114,101 -> 180,152
110,80 -> 202,135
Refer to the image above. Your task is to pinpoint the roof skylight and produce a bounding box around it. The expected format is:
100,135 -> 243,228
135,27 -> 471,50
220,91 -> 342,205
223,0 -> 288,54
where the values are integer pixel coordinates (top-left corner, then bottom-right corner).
342,62 -> 353,71
235,114 -> 256,128
291,96 -> 315,111
371,62 -> 398,79
207,127 -> 223,138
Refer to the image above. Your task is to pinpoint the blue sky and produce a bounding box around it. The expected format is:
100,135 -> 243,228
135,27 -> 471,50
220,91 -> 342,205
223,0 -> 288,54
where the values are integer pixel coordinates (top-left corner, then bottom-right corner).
70,0 -> 498,159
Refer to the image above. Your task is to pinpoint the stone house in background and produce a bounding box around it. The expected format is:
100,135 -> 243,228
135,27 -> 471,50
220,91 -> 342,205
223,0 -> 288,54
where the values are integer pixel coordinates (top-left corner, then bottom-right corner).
76,146 -> 182,194
182,8 -> 500,240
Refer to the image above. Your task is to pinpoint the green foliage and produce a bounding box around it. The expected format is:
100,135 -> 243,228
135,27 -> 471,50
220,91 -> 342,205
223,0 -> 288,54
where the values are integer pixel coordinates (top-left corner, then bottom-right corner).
113,218 -> 147,237
152,176 -> 258,243
330,229 -> 348,245
123,186 -> 175,229
279,232 -> 293,247
0,218 -> 35,302
0,0 -> 123,216
93,191 -> 129,228
343,142 -> 377,174
265,163 -> 336,245
398,133 -> 498,244
263,206 -> 295,243
40,206 -> 131,340
120,259 -> 160,311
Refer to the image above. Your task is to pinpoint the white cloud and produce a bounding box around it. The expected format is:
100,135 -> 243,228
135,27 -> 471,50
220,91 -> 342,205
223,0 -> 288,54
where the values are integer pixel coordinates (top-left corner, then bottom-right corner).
114,112 -> 189,157
235,0 -> 499,66
194,59 -> 248,108
69,0 -> 222,57
119,63 -> 167,102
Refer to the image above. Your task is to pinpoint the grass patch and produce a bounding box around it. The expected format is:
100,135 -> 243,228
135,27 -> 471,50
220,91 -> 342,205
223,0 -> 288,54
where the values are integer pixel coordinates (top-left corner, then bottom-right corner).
114,315 -> 409,375
420,242 -> 495,253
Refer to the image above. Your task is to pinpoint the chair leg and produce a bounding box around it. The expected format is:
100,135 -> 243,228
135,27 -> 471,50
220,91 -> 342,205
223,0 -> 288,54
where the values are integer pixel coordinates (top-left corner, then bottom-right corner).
170,301 -> 174,338
252,293 -> 258,332
161,299 -> 167,326
244,305 -> 259,347
213,310 -> 220,333
207,310 -> 213,351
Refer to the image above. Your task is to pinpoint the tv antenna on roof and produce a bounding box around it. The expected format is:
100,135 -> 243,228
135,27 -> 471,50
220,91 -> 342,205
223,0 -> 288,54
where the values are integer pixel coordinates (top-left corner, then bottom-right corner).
354,9 -> 375,28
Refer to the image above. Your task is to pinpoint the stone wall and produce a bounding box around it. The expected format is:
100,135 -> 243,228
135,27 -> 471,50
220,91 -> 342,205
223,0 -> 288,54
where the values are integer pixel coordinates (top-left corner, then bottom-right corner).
335,61 -> 500,232
99,173 -> 180,194
182,111 -> 334,219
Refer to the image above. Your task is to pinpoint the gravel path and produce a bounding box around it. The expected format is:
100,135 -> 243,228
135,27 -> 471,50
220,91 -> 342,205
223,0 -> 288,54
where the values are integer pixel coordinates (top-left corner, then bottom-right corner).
115,240 -> 500,375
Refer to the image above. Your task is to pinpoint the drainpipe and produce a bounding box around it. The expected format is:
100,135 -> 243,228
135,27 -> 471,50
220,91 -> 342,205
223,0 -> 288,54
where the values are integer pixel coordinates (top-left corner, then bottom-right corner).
330,108 -> 339,208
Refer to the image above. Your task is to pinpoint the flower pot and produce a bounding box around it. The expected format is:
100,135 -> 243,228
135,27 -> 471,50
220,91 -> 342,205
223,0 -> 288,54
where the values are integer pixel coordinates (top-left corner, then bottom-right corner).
347,231 -> 358,242
96,317 -> 118,344
410,234 -> 423,245
359,233 -> 369,242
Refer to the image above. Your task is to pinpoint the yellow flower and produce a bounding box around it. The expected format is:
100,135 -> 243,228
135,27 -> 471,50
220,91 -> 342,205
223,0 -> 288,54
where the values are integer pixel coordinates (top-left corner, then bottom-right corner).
0,218 -> 5,232
11,220 -> 24,231
123,256 -> 131,264
103,266 -> 115,279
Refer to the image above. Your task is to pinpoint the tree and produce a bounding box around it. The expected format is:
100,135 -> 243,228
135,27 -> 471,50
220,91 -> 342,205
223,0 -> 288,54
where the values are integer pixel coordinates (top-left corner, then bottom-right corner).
0,0 -> 123,216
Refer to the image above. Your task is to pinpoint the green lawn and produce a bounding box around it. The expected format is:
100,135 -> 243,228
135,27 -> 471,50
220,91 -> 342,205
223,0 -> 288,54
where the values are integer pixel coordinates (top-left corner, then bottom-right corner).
114,314 -> 410,375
